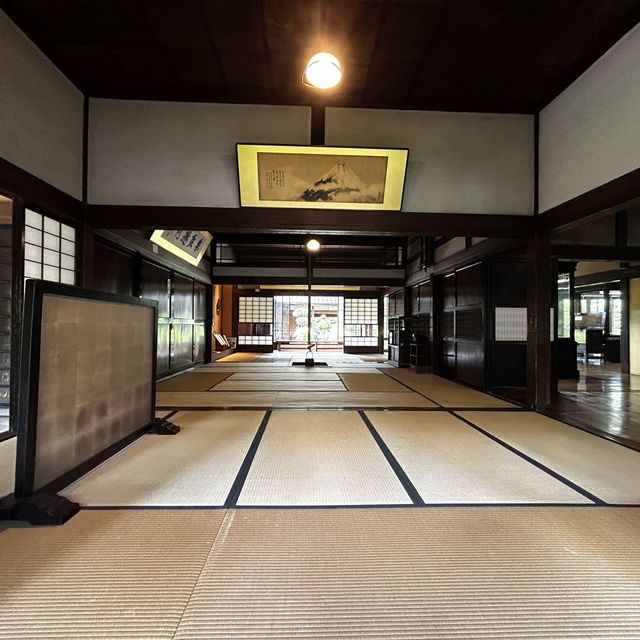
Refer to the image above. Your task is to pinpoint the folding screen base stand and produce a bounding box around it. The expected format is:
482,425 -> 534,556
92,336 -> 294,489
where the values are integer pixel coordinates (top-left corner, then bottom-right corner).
146,417 -> 180,435
0,493 -> 79,525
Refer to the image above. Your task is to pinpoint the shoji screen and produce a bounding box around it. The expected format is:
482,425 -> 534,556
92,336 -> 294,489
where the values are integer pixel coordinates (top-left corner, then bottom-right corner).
344,298 -> 378,352
237,296 -> 273,348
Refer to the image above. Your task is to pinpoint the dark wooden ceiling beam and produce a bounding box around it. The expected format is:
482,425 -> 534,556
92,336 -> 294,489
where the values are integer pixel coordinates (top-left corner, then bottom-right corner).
215,233 -> 404,246
86,204 -> 533,237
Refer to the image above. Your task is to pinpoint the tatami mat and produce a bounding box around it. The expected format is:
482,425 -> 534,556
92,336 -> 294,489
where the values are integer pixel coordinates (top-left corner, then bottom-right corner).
211,379 -> 346,392
157,391 -> 278,408
217,352 -> 262,362
0,509 -> 226,639
357,353 -> 388,362
61,411 -> 264,506
157,390 -> 436,408
229,372 -> 340,381
384,370 -> 516,407
366,411 -> 589,503
238,411 -> 411,505
174,507 -> 640,639
275,391 -> 436,408
156,371 -> 229,392
202,363 -> 386,374
0,436 -> 15,498
460,411 -> 640,504
340,372 -> 409,393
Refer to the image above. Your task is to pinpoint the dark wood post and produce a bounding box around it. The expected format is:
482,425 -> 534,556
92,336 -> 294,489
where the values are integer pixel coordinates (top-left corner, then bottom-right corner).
79,222 -> 94,288
527,231 -> 552,409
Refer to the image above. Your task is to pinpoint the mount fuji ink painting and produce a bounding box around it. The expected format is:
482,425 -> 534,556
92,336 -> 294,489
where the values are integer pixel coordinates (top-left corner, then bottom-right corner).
237,144 -> 409,211
258,153 -> 387,204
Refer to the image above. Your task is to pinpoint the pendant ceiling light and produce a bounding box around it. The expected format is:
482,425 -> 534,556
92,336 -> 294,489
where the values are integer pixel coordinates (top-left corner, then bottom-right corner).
306,238 -> 321,251
304,52 -> 342,89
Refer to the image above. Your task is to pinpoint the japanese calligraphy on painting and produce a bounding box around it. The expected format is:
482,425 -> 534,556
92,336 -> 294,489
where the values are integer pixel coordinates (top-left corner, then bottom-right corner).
150,230 -> 212,267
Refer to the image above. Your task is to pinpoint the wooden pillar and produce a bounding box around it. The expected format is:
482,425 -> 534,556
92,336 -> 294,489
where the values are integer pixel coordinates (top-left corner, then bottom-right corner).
378,295 -> 385,354
10,198 -> 25,435
79,222 -> 94,288
310,103 -> 325,146
526,231 -> 552,410
620,276 -> 630,374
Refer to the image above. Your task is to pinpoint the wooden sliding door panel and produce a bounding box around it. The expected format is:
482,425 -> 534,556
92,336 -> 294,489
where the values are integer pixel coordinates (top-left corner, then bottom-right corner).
140,260 -> 170,318
92,243 -> 134,296
194,282 -> 206,322
172,273 -> 194,320
194,323 -> 206,362
171,323 -> 194,370
157,322 -> 170,376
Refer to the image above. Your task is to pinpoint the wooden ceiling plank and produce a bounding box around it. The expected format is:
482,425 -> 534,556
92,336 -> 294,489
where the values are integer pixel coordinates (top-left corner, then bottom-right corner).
195,0 -> 229,100
2,1 -> 640,110
72,0 -> 139,93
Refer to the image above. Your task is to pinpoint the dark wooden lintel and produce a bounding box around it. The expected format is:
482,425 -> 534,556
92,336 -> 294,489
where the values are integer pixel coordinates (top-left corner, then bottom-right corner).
551,244 -> 640,261
538,167 -> 640,233
422,237 -> 526,279
87,205 -> 533,237
0,158 -> 84,224
215,233 -> 404,246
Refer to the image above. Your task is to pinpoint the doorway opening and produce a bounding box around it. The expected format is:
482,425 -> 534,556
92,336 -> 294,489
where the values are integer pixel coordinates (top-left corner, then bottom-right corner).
273,295 -> 344,351
551,261 -> 637,446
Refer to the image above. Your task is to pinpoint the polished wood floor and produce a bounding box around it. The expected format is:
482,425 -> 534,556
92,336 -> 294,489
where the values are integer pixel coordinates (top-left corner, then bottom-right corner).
550,362 -> 640,449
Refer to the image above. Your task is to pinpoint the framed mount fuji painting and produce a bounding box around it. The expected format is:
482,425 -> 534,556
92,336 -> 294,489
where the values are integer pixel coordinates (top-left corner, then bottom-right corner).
237,144 -> 409,210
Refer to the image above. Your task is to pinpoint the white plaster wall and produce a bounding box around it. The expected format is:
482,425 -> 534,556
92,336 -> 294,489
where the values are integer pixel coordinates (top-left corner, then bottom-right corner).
0,10 -> 83,199
325,108 -> 534,215
539,23 -> 640,212
89,99 -> 311,206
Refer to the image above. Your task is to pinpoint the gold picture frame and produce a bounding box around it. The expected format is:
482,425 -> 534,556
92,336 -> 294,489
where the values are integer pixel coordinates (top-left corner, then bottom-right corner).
150,230 -> 213,267
237,144 -> 409,210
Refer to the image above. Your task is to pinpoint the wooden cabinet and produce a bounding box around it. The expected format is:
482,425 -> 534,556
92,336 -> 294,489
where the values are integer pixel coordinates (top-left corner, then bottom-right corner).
388,316 -> 412,367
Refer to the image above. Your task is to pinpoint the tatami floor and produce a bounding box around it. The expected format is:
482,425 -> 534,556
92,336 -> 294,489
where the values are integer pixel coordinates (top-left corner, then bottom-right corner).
2,352 -> 640,638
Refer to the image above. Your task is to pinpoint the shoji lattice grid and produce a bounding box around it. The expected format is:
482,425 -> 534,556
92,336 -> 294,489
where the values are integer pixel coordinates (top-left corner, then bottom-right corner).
24,209 -> 76,286
344,298 -> 378,347
495,307 -> 527,341
237,296 -> 273,346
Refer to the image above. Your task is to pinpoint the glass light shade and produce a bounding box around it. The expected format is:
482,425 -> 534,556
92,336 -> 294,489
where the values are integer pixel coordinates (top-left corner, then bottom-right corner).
304,52 -> 342,89
306,238 -> 321,251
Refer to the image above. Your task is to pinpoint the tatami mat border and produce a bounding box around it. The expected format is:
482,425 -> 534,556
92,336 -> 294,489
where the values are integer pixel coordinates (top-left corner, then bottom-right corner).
357,411 -> 424,506
379,369 -> 444,405
223,411 -> 272,507
454,412 -> 605,505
